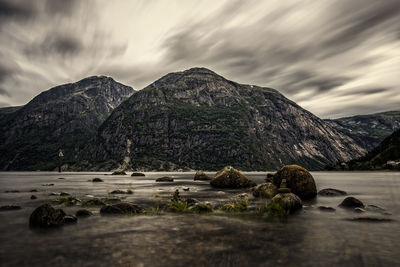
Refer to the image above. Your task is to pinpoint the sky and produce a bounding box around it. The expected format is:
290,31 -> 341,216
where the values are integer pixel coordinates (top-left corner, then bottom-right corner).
0,0 -> 399,118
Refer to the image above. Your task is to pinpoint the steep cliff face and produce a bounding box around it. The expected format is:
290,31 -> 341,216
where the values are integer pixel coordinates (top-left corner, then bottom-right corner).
0,76 -> 134,170
325,111 -> 400,152
87,68 -> 365,171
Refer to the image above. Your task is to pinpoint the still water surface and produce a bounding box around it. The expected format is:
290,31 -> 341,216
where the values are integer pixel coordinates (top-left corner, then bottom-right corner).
0,171 -> 399,266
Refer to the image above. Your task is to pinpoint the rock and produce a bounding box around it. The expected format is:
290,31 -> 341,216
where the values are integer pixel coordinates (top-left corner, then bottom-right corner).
339,197 -> 364,209
252,183 -> 278,198
131,172 -> 145,176
5,190 -> 19,193
49,192 -> 60,196
29,204 -> 65,228
110,190 -> 127,194
92,178 -> 104,182
210,166 -> 256,188
100,202 -> 143,215
318,206 -> 336,212
318,188 -> 347,196
366,204 -> 386,212
60,192 -> 70,196
183,187 -> 190,191
194,170 -> 211,181
156,176 -> 174,182
30,189 -> 38,192
190,202 -> 213,213
271,193 -> 303,214
0,205 -> 22,211
103,198 -> 122,204
185,198 -> 199,206
82,199 -> 105,206
264,173 -> 274,182
58,177 -> 65,180
111,171 -> 127,175
346,217 -> 393,222
354,207 -> 366,213
63,215 -> 78,224
30,195 -> 37,200
76,209 -> 93,217
272,165 -> 317,199
42,184 -> 54,186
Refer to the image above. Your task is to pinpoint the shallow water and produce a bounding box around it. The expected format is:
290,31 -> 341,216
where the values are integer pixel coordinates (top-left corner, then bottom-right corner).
0,171 -> 399,267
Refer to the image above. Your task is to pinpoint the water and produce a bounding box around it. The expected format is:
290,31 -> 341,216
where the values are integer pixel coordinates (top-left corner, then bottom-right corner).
0,171 -> 399,266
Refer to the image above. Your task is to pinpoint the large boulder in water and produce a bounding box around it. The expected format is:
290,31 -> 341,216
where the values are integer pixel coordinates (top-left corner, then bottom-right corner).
210,166 -> 256,188
252,183 -> 278,198
271,193 -> 302,214
272,165 -> 317,199
29,204 -> 65,228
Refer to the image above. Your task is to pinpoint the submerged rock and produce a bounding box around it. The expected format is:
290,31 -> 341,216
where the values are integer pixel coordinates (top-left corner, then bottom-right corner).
29,204 -> 65,228
318,206 -> 336,212
30,195 -> 37,200
346,217 -> 393,222
131,172 -> 145,176
76,209 -> 93,217
318,188 -> 347,196
354,207 -> 366,213
194,170 -> 211,181
42,184 -> 54,186
100,202 -> 143,215
0,205 -> 22,211
339,197 -> 364,209
30,189 -> 38,192
210,166 -> 256,188
252,183 -> 278,198
272,165 -> 317,200
63,215 -> 78,224
110,189 -> 127,194
271,193 -> 302,214
156,176 -> 174,182
92,178 -> 104,182
4,190 -> 19,193
111,171 -> 127,175
82,199 -> 105,206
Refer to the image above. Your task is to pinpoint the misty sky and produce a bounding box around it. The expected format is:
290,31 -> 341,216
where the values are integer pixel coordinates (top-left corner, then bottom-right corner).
0,0 -> 399,118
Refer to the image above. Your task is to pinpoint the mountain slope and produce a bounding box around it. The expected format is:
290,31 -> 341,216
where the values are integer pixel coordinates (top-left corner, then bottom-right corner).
328,130 -> 400,170
84,67 -> 365,171
325,111 -> 400,151
0,76 -> 134,170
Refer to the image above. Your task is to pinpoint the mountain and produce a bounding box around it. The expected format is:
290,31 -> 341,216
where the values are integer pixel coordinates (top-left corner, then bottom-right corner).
325,111 -> 400,151
82,67 -> 366,171
0,76 -> 134,170
327,130 -> 400,170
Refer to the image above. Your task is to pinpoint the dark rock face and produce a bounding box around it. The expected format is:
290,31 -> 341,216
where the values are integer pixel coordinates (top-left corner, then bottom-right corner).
210,166 -> 256,188
156,176 -> 174,182
272,165 -> 317,200
252,183 -> 278,198
271,193 -> 302,214
76,209 -> 93,217
318,188 -> 347,196
87,67 -> 365,171
0,76 -> 134,171
0,205 -> 22,211
29,204 -> 65,228
339,197 -> 365,209
131,172 -> 145,176
194,170 -> 211,180
100,203 -> 143,215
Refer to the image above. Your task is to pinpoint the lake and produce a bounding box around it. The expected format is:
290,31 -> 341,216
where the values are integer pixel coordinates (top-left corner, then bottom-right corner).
0,171 -> 399,266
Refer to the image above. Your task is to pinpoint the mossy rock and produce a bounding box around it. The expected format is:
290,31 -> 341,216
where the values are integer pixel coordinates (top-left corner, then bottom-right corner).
82,198 -> 105,207
100,202 -> 143,215
29,204 -> 65,228
272,165 -> 317,199
221,198 -> 248,212
189,202 -> 213,213
194,170 -> 211,180
211,166 -> 256,188
252,183 -> 278,198
270,193 -> 302,214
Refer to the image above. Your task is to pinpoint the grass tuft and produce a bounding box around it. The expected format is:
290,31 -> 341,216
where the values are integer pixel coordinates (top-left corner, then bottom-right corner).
221,199 -> 248,212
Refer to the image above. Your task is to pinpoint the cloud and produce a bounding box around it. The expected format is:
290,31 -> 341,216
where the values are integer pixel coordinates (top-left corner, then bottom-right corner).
24,33 -> 83,57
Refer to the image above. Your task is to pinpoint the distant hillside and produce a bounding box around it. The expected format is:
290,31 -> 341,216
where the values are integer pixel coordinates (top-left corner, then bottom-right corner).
0,76 -> 134,171
81,67 -> 365,171
326,130 -> 400,170
325,111 -> 400,151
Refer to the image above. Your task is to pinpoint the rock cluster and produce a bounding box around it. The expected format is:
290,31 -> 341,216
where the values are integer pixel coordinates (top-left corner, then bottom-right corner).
210,166 -> 256,188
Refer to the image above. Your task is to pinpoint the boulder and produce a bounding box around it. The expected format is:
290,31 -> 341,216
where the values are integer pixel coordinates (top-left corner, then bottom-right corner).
29,204 -> 65,228
210,166 -> 256,188
318,188 -> 347,196
271,193 -> 302,214
63,215 -> 78,224
100,202 -> 143,215
30,195 -> 37,200
339,197 -> 364,209
194,171 -> 211,181
272,165 -> 317,199
156,176 -> 174,182
60,192 -> 70,196
92,178 -> 103,182
76,209 -> 93,217
111,171 -> 127,175
0,205 -> 22,211
131,172 -> 145,176
252,183 -> 278,198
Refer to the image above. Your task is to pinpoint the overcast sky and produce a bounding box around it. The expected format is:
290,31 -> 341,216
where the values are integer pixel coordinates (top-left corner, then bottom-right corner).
0,0 -> 399,118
